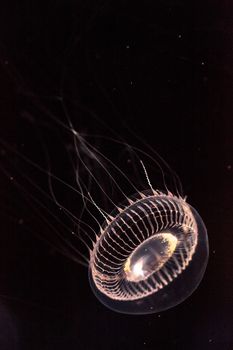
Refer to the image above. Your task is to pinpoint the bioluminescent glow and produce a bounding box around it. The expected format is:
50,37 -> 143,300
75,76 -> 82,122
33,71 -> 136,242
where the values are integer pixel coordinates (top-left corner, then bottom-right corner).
89,190 -> 208,314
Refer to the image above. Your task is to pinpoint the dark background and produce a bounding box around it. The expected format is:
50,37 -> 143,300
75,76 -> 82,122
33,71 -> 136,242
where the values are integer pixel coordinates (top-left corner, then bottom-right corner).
0,1 -> 232,349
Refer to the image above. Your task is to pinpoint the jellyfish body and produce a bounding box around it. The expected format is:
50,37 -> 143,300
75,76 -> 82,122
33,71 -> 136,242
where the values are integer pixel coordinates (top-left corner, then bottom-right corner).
89,190 -> 208,314
0,115 -> 209,315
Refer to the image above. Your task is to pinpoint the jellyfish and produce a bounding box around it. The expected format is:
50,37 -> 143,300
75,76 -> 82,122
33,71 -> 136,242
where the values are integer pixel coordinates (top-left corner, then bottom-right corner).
0,108 -> 208,315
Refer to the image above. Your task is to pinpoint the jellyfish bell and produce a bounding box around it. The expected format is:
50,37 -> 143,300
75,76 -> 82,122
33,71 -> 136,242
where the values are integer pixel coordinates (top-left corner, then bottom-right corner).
88,189 -> 208,314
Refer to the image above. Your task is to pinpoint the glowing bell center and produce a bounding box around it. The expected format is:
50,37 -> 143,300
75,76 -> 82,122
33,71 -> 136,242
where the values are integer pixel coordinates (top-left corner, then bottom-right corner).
124,233 -> 178,282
